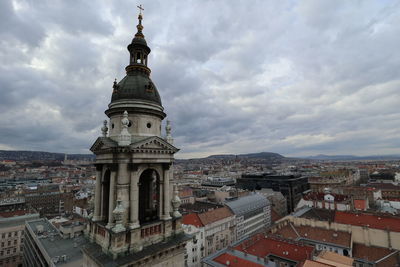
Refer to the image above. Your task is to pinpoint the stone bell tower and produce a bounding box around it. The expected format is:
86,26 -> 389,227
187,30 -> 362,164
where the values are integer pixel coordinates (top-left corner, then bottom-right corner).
83,8 -> 188,267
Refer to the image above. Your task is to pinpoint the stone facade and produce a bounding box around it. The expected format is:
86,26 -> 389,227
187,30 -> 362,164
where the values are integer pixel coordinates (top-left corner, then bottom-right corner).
0,212 -> 39,267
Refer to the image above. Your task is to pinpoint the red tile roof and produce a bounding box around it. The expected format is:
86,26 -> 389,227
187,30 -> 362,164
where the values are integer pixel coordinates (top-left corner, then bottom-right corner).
182,213 -> 204,228
214,253 -> 265,267
334,211 -> 400,232
273,224 -> 351,248
0,210 -> 30,218
352,243 -> 397,262
198,206 -> 233,225
353,199 -> 366,210
235,234 -> 314,262
368,183 -> 400,190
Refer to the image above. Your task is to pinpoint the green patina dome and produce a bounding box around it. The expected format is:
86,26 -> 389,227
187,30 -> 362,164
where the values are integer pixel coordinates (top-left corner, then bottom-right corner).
111,71 -> 162,106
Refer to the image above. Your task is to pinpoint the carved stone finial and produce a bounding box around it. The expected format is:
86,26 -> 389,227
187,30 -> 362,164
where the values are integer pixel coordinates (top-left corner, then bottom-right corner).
112,200 -> 126,233
165,120 -> 173,144
118,111 -> 131,146
101,120 -> 108,137
171,184 -> 181,218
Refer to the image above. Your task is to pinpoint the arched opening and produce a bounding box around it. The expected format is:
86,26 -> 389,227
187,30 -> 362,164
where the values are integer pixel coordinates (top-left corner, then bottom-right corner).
136,52 -> 141,63
139,169 -> 160,224
102,170 -> 110,222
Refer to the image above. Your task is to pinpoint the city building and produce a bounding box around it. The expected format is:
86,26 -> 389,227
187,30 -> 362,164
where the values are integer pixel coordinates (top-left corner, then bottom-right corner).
303,251 -> 353,267
201,177 -> 235,187
179,186 -> 196,205
0,208 -> 39,267
199,207 -> 235,257
181,201 -> 223,214
237,174 -> 309,212
0,197 -> 26,213
23,217 -> 87,267
292,207 -> 400,250
203,233 -> 315,267
270,221 -> 352,256
182,213 -> 205,267
296,191 -> 354,211
82,10 -> 189,266
225,193 -> 271,241
257,188 -> 287,216
23,185 -> 74,217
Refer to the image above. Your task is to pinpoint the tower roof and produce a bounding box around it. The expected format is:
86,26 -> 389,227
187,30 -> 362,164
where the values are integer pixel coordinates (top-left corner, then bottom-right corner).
107,9 -> 164,118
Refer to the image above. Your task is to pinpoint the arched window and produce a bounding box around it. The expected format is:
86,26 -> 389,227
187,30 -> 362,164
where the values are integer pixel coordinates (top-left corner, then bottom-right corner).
138,169 -> 160,224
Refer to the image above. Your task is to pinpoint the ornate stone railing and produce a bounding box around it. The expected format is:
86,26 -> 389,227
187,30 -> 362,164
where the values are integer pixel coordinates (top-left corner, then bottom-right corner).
140,222 -> 162,238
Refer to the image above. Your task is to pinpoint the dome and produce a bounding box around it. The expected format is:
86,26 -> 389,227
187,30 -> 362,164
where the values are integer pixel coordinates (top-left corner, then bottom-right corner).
131,36 -> 148,47
111,71 -> 162,106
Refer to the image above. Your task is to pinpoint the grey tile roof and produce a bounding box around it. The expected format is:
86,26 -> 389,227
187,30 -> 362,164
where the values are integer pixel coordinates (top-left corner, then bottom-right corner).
225,193 -> 269,219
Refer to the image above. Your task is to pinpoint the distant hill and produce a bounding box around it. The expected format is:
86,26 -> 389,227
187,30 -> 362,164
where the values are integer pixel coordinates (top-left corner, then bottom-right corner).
183,152 -> 285,162
303,154 -> 400,161
238,152 -> 285,160
0,150 -> 94,161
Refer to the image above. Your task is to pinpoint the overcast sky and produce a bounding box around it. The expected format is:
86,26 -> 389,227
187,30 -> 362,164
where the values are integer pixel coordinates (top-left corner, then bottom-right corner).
0,0 -> 400,158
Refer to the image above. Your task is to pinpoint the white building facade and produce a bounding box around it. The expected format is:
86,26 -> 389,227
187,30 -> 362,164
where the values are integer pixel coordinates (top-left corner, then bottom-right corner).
225,193 -> 271,241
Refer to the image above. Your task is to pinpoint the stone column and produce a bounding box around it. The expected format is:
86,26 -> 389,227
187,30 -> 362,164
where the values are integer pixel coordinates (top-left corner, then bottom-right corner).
162,164 -> 172,220
129,164 -> 140,229
106,166 -> 117,229
158,180 -> 164,219
116,162 -> 130,225
93,164 -> 102,221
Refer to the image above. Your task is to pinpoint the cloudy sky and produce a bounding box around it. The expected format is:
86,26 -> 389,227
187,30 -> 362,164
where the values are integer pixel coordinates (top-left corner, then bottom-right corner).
1,0 -> 400,158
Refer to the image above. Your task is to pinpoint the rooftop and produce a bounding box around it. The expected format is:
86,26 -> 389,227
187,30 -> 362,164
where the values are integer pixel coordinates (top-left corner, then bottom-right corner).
225,193 -> 269,219
302,260 -> 334,267
272,223 -> 351,248
0,212 -> 39,228
0,209 -> 31,218
182,213 -> 204,228
352,243 -> 398,263
315,251 -> 353,266
213,252 -> 266,267
198,206 -> 234,225
302,192 -> 349,202
26,218 -> 88,266
82,233 -> 190,266
297,208 -> 335,222
334,211 -> 400,232
234,234 -> 314,263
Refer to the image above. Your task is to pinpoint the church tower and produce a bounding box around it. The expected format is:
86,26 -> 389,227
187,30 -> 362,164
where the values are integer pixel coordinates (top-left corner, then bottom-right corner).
83,9 -> 188,267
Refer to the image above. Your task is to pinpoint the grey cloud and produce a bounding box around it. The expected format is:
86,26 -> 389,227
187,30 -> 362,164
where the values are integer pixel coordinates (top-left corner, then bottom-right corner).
0,0 -> 400,158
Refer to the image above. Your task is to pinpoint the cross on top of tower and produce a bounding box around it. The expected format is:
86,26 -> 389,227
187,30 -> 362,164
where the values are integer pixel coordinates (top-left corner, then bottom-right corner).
137,4 -> 144,15
135,4 -> 144,37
